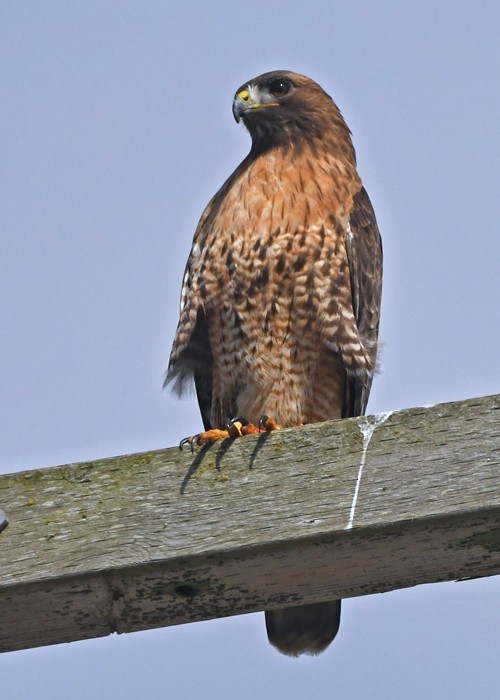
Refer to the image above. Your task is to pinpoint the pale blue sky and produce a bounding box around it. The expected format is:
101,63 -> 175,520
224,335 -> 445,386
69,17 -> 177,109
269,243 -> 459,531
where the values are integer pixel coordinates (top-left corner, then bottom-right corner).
2,2 -> 500,698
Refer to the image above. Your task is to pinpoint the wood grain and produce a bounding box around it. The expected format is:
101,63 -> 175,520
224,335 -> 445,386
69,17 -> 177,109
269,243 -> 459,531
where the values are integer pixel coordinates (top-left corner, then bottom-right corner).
1,394 -> 499,652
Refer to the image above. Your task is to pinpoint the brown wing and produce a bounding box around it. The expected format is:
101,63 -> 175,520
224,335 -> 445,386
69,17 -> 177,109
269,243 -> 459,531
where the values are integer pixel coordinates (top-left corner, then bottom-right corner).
165,197 -> 215,430
342,186 -> 383,418
165,164 -> 247,430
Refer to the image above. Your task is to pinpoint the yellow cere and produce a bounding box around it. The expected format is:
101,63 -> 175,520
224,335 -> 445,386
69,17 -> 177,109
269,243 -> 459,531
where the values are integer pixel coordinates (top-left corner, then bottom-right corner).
237,89 -> 251,102
236,87 -> 278,110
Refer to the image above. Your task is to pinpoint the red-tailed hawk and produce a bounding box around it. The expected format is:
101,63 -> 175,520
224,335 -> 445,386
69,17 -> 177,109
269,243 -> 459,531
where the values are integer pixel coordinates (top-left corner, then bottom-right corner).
166,71 -> 382,656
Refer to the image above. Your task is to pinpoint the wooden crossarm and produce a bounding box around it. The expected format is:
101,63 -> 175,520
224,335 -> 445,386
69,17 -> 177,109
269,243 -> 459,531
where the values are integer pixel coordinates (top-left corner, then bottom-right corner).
1,394 -> 499,652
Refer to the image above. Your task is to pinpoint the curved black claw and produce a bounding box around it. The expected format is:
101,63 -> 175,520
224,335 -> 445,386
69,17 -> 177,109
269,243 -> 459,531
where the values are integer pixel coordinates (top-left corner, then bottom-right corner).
179,435 -> 199,453
226,416 -> 250,429
226,416 -> 250,438
258,415 -> 270,431
258,415 -> 280,432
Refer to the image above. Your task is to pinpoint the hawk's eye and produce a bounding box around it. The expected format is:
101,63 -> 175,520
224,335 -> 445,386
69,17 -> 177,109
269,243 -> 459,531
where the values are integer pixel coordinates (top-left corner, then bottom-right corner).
269,79 -> 291,98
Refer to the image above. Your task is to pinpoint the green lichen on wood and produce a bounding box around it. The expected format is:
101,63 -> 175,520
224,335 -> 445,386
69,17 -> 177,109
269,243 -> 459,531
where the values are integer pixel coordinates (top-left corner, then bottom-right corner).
0,394 -> 499,653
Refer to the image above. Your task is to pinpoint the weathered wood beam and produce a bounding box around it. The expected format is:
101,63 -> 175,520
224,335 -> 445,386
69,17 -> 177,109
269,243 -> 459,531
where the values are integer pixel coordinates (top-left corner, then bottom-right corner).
1,394 -> 499,653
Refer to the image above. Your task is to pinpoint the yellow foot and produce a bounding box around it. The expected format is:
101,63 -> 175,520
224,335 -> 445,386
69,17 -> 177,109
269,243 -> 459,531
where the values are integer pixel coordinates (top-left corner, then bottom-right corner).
179,415 -> 280,451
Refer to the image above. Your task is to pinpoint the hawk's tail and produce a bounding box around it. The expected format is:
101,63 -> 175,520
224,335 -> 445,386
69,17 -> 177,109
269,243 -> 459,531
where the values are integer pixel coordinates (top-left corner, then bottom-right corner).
265,600 -> 341,656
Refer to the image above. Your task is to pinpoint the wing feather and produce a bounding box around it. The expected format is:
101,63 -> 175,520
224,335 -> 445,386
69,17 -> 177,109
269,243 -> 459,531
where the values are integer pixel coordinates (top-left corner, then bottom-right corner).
165,161 -> 251,427
343,186 -> 383,417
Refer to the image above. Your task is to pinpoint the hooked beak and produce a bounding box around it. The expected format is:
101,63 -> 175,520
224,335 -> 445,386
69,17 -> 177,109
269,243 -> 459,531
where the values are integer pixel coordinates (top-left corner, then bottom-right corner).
232,88 -> 279,123
232,89 -> 252,123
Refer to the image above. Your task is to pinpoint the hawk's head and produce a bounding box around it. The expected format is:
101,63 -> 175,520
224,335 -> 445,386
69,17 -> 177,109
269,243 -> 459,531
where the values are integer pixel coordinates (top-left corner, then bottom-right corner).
232,70 -> 352,155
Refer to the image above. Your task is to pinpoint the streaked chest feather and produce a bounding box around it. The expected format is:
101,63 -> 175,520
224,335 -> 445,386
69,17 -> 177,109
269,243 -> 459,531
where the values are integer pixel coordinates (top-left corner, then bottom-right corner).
192,149 -> 358,322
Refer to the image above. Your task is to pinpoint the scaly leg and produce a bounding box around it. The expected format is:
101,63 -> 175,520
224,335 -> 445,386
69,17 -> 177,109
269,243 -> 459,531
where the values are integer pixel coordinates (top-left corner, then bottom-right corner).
179,415 -> 280,451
